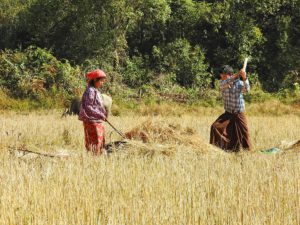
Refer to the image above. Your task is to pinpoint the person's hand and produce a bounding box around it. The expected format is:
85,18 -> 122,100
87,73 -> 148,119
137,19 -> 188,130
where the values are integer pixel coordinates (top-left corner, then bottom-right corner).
239,70 -> 247,81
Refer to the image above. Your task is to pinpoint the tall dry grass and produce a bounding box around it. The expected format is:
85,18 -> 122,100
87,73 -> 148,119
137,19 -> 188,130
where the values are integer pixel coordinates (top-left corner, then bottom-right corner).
0,110 -> 299,225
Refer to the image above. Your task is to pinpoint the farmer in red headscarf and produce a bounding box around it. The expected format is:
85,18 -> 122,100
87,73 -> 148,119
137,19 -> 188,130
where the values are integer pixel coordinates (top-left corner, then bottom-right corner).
79,69 -> 107,155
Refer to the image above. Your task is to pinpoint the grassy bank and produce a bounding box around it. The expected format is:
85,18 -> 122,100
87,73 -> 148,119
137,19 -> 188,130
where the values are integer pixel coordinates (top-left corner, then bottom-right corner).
1,88 -> 300,118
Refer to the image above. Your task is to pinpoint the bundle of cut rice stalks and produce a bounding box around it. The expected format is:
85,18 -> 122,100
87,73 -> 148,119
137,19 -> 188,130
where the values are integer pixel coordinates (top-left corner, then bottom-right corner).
122,119 -> 222,156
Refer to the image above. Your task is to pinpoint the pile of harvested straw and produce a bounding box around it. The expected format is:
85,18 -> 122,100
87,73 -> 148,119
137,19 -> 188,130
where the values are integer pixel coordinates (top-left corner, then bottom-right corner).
122,119 -> 222,155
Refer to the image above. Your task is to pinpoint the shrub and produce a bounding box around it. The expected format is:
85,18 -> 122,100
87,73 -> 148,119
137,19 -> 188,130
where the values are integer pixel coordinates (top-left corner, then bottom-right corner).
281,70 -> 300,90
152,39 -> 210,89
0,46 -> 84,101
122,56 -> 152,88
244,87 -> 272,103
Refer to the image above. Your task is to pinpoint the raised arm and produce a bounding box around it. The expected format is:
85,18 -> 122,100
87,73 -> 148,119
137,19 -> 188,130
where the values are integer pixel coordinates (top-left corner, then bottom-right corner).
220,73 -> 241,91
238,70 -> 250,93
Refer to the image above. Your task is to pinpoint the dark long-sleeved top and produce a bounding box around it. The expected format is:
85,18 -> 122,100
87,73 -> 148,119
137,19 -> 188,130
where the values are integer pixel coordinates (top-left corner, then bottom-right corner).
79,86 -> 107,123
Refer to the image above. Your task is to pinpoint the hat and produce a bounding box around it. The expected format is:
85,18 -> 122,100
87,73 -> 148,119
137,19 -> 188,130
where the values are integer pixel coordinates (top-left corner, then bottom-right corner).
86,69 -> 107,82
219,65 -> 233,75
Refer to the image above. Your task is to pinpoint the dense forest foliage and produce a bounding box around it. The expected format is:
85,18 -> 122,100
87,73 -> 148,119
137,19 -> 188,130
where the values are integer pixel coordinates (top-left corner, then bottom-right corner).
1,0 -> 300,104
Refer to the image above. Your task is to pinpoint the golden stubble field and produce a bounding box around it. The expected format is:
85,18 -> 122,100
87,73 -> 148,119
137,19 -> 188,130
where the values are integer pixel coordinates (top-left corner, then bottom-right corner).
0,109 -> 299,225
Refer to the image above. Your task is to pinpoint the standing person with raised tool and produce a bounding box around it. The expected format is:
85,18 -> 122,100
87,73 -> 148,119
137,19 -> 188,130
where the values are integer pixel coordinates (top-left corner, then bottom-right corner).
210,60 -> 252,152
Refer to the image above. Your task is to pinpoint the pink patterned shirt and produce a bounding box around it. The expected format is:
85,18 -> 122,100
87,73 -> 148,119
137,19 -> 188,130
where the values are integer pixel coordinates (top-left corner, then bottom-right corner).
79,86 -> 107,123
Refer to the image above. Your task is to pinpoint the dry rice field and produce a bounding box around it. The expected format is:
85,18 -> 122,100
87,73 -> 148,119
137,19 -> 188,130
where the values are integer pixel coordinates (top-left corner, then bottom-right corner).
0,109 -> 299,225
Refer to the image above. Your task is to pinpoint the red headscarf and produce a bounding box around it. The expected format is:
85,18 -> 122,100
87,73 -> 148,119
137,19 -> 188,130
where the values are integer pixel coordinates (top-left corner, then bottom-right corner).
86,69 -> 107,83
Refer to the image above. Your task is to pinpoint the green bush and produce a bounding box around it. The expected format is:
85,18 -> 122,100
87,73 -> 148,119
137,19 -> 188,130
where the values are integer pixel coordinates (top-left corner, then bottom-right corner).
244,87 -> 272,103
281,70 -> 300,90
122,56 -> 152,88
0,46 -> 84,101
152,39 -> 210,88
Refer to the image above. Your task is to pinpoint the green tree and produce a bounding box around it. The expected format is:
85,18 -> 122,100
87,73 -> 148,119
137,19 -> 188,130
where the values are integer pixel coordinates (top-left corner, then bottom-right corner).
127,0 -> 171,55
153,39 -> 209,88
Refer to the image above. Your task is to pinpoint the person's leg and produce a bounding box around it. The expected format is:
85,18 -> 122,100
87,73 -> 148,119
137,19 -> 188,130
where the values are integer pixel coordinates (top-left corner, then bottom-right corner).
210,112 -> 232,149
83,122 -> 92,152
235,113 -> 252,150
225,114 -> 239,152
83,122 -> 106,155
94,123 -> 106,155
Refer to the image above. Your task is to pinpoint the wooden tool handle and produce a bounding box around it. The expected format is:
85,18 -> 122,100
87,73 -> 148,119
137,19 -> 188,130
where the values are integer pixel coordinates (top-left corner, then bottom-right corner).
242,58 -> 249,72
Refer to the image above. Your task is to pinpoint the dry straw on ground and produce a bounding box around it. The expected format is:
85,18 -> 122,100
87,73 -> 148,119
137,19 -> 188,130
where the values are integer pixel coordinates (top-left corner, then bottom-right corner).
0,110 -> 299,225
123,119 -> 222,156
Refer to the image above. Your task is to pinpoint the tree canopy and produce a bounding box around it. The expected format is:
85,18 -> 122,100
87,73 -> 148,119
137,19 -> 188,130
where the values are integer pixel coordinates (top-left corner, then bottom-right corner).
1,0 -> 300,92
